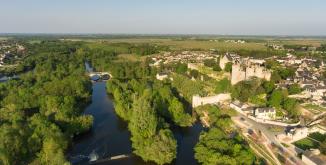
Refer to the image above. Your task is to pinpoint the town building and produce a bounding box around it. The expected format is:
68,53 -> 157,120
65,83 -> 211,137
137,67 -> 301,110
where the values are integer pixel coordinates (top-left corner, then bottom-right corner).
156,73 -> 168,81
253,107 -> 276,120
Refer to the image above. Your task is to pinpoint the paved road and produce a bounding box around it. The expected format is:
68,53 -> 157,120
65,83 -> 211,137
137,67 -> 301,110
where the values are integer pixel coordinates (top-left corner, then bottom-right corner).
232,113 -> 305,165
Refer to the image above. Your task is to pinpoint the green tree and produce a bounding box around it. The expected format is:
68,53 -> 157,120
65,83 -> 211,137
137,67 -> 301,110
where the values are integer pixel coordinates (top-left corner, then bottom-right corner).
168,98 -> 193,127
0,123 -> 29,165
269,89 -> 285,109
132,129 -> 177,165
224,62 -> 232,72
190,69 -> 199,79
129,92 -> 177,164
37,138 -> 69,165
277,67 -> 295,79
320,139 -> 326,155
249,94 -> 267,107
175,63 -> 188,74
194,128 -> 255,165
288,84 -> 302,95
262,80 -> 275,94
203,59 -> 216,67
283,98 -> 299,118
271,71 -> 282,83
215,78 -> 231,94
231,78 -> 261,102
212,65 -> 222,71
129,94 -> 158,138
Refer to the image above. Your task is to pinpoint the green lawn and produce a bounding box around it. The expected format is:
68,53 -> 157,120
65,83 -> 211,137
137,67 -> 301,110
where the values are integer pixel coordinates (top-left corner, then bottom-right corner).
293,133 -> 326,150
303,103 -> 326,113
309,132 -> 326,142
293,138 -> 319,150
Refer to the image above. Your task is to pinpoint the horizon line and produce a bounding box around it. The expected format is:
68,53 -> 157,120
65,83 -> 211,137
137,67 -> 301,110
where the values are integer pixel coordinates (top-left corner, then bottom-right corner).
1,32 -> 326,38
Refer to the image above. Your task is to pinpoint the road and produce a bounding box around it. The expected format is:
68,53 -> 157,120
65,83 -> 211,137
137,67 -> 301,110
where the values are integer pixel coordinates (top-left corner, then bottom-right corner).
232,113 -> 306,165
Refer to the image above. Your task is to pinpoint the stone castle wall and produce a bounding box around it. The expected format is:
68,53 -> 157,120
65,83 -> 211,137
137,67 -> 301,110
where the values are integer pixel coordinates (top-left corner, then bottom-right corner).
219,56 -> 230,70
188,63 -> 199,70
231,64 -> 246,85
192,94 -> 231,108
231,63 -> 271,85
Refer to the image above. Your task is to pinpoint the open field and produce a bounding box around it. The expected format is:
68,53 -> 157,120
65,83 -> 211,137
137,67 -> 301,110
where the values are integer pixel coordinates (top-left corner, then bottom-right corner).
0,37 -> 8,40
77,37 -> 326,52
303,103 -> 326,113
115,54 -> 146,62
67,37 -> 267,51
268,39 -> 326,47
293,132 -> 326,150
103,38 -> 267,51
157,40 -> 267,51
85,42 -> 130,53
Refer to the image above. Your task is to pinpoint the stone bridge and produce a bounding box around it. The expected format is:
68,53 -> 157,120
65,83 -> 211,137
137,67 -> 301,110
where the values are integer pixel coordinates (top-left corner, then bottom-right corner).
88,72 -> 112,80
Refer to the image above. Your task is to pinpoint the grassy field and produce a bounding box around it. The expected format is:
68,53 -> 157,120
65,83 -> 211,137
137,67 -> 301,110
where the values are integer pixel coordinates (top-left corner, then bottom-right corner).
293,138 -> 319,150
303,103 -> 326,113
85,42 -> 130,53
156,40 -> 267,51
115,54 -> 146,62
108,39 -> 266,51
65,36 -> 326,52
27,40 -> 42,44
268,39 -> 326,47
293,132 -> 325,150
80,38 -> 267,51
0,37 -> 8,40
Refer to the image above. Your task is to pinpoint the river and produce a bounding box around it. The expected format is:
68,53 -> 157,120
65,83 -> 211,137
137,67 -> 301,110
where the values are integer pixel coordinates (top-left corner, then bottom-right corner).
69,63 -> 204,164
0,75 -> 19,83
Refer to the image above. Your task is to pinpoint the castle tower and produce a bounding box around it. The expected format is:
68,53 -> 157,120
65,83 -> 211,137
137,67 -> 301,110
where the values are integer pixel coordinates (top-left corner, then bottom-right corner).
231,63 -> 246,85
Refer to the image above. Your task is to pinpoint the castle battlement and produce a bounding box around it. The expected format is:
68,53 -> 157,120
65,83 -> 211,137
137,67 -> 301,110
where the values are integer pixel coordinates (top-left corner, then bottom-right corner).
231,60 -> 271,85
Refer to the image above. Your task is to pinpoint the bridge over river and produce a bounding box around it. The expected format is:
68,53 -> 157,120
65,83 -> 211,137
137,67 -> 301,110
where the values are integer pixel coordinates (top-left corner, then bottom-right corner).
88,72 -> 112,81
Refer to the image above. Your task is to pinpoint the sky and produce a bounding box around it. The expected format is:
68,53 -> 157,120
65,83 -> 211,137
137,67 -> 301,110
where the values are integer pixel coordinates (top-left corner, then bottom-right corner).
0,0 -> 326,35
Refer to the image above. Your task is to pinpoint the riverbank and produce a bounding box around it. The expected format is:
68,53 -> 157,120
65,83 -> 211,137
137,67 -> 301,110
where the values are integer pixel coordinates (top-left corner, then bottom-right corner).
69,82 -> 204,165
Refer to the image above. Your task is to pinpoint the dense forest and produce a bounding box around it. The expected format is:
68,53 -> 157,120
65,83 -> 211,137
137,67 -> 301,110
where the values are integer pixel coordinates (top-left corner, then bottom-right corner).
0,41 -> 93,164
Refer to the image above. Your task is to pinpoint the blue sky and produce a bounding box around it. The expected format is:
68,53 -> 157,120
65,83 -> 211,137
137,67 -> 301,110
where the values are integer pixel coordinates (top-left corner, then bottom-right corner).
0,0 -> 326,35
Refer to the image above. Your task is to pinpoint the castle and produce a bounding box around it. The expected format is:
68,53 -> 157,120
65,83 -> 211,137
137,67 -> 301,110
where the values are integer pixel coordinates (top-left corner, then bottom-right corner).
219,54 -> 271,85
231,61 -> 271,85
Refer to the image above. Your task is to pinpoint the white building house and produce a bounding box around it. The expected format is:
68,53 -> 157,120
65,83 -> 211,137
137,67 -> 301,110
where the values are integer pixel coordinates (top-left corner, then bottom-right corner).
253,107 -> 276,120
156,73 -> 168,81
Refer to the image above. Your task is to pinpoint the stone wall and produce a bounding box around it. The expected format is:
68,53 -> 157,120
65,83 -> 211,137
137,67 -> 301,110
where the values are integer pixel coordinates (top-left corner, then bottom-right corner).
248,116 -> 301,127
192,94 -> 231,108
231,63 -> 271,85
219,55 -> 230,70
187,63 -> 198,70
231,64 -> 246,85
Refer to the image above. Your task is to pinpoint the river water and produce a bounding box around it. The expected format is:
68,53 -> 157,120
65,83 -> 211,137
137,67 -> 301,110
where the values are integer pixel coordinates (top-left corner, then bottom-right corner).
69,63 -> 203,164
0,75 -> 19,83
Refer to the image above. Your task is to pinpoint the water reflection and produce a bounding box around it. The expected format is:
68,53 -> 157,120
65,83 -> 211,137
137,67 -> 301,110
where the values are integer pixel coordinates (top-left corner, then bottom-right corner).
69,82 -> 203,165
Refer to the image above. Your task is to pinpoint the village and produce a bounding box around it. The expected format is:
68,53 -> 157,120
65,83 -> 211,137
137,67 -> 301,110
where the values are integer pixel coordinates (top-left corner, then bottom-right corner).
0,40 -> 26,67
151,49 -> 326,165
